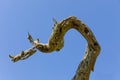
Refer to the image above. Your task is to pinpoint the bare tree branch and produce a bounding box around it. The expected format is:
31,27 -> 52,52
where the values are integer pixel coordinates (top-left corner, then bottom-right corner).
9,16 -> 101,80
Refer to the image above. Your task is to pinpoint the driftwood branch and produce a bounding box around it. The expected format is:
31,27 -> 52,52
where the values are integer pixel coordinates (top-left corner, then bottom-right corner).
9,16 -> 101,80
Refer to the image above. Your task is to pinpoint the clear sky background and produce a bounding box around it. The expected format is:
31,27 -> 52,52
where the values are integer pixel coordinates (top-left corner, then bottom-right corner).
0,0 -> 120,80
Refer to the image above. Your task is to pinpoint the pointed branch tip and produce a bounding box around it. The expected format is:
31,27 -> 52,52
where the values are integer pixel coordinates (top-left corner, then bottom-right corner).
27,32 -> 34,44
53,18 -> 58,26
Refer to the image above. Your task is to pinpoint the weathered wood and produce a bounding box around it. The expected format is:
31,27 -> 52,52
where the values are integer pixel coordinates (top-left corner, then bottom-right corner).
9,16 -> 101,80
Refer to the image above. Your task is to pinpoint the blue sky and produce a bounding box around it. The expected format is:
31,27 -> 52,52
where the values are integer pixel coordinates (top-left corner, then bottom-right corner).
0,0 -> 120,80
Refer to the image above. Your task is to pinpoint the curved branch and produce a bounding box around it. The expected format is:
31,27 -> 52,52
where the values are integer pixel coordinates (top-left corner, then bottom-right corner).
9,16 -> 101,80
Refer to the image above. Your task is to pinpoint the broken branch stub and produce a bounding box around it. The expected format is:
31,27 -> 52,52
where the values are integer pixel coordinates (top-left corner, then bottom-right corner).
9,16 -> 101,80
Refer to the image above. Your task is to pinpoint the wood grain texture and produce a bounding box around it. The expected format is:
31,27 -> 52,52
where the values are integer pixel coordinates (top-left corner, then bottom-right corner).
9,16 -> 101,80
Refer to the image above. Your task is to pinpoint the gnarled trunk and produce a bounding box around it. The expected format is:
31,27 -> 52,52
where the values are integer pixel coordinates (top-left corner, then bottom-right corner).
9,16 -> 101,80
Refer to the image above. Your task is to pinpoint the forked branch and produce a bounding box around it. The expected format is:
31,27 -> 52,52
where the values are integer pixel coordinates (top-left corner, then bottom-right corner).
9,16 -> 101,80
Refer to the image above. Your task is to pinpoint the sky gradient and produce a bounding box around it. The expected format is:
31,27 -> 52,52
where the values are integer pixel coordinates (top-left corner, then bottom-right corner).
0,0 -> 120,80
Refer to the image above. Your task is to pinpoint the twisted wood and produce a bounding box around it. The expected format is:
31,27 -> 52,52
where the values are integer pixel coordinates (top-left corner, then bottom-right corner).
9,16 -> 101,80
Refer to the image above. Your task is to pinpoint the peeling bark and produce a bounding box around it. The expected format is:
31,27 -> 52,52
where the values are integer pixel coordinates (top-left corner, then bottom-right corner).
9,16 -> 101,80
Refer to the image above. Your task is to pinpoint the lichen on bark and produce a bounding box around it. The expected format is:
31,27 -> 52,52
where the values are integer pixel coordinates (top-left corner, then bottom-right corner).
9,16 -> 101,80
